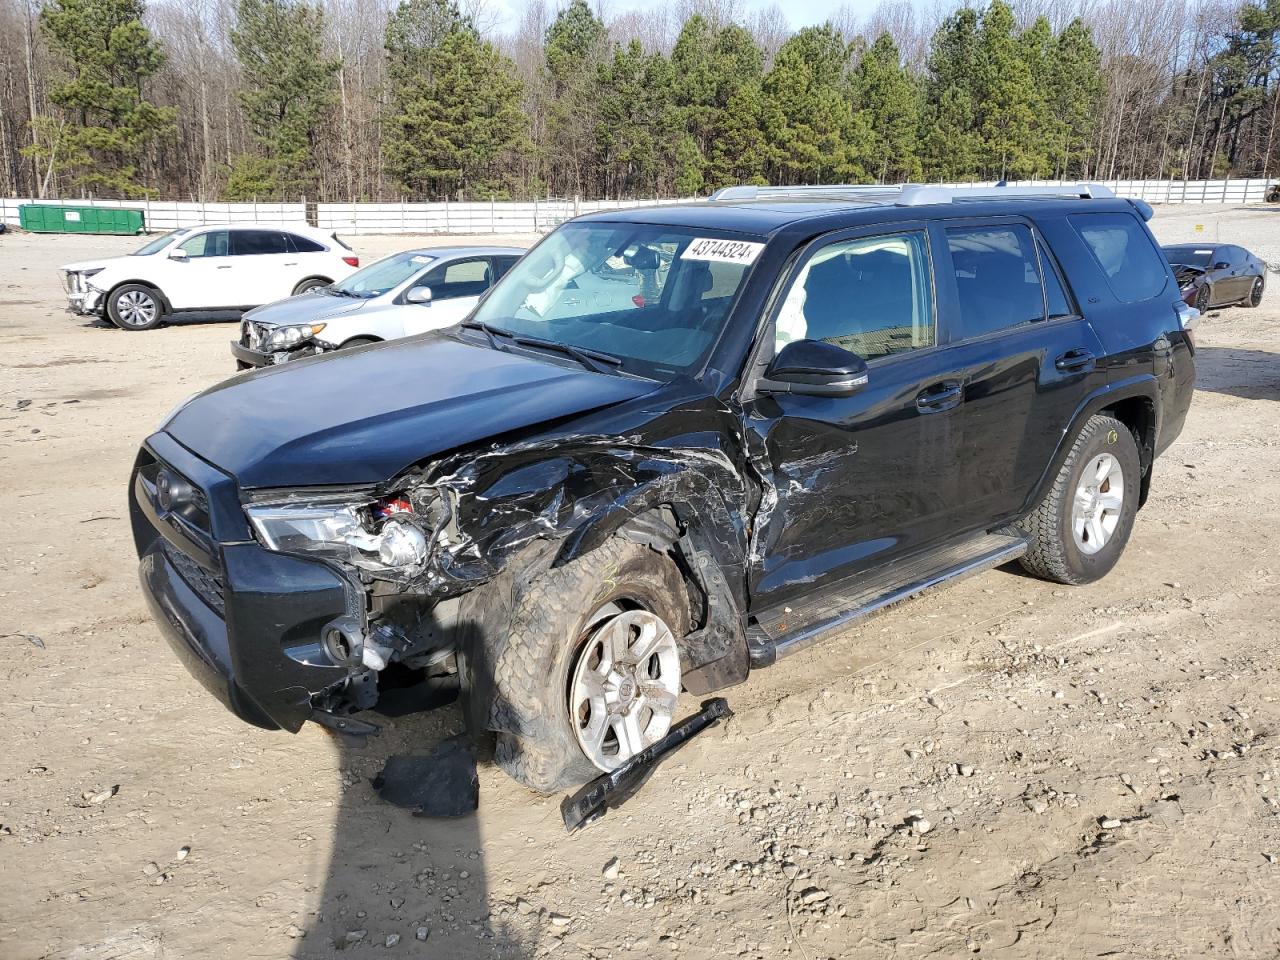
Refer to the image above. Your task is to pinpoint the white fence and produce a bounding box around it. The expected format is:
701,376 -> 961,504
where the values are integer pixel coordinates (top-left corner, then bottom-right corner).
3,179 -> 1276,235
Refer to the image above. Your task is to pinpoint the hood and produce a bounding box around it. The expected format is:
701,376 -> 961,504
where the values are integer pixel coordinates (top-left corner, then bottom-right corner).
244,291 -> 370,326
61,259 -> 113,273
164,336 -> 655,489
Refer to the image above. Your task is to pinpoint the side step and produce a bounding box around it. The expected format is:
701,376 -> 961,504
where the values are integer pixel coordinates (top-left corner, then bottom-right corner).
750,531 -> 1028,665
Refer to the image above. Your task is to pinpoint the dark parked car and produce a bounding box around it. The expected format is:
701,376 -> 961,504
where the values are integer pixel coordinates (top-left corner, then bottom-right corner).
1163,242 -> 1266,312
131,184 -> 1197,794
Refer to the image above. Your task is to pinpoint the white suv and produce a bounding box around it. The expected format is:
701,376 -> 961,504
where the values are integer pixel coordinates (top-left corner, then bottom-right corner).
62,223 -> 359,331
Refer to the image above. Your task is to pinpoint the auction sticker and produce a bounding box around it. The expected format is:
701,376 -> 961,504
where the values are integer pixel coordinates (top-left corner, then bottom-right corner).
681,237 -> 765,265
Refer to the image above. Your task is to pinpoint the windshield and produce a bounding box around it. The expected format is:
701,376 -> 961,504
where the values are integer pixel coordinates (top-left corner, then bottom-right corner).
333,251 -> 434,298
131,230 -> 188,256
1164,245 -> 1213,268
469,223 -> 763,378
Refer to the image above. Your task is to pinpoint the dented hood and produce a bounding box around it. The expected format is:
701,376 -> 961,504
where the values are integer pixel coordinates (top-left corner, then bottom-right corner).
164,336 -> 655,489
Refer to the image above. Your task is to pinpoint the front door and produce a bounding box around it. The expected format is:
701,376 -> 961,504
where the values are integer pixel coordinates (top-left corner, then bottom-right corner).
402,257 -> 494,335
161,229 -> 232,309
743,225 -> 969,612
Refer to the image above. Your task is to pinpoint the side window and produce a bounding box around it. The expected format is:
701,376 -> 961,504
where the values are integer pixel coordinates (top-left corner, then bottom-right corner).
178,230 -> 228,258
945,224 -> 1045,338
1070,212 -> 1168,302
423,259 -> 492,300
775,230 -> 934,361
231,230 -> 289,256
494,256 -> 520,279
285,233 -> 326,253
1037,240 -> 1075,319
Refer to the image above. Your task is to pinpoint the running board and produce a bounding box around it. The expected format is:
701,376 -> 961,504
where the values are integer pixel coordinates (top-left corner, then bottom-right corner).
751,532 -> 1028,664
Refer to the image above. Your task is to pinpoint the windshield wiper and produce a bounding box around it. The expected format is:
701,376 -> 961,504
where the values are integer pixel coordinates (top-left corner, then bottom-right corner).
509,334 -> 624,375
460,319 -> 512,353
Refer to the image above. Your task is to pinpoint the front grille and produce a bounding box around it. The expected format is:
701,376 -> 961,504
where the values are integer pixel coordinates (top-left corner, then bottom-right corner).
163,541 -> 226,615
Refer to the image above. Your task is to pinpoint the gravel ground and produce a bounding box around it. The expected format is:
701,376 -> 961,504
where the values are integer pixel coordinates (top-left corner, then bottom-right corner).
1,206 -> 1278,960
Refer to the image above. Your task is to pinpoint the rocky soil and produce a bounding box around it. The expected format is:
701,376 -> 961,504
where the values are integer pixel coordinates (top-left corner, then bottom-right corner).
1,207 -> 1277,959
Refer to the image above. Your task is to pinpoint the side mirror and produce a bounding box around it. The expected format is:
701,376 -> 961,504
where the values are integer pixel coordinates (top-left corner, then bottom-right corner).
760,339 -> 868,397
167,249 -> 188,261
1214,261 -> 1230,270
406,285 -> 432,304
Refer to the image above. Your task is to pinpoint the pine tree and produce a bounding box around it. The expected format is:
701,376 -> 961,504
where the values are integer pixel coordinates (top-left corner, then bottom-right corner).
383,0 -> 527,199
596,40 -> 671,197
920,7 -> 981,180
1052,20 -> 1103,178
973,0 -> 1040,179
706,81 -> 767,188
760,26 -> 862,185
230,0 -> 339,199
851,33 -> 921,183
29,0 -> 174,197
543,0 -> 609,196
1018,16 -> 1058,179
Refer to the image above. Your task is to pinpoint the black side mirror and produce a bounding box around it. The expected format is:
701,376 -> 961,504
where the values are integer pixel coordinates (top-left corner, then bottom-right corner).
760,339 -> 868,397
1214,261 -> 1230,270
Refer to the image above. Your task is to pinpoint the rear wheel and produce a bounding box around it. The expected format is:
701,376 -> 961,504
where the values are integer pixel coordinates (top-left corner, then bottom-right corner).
107,284 -> 164,331
1246,275 -> 1265,307
292,277 -> 330,296
473,538 -> 690,794
1016,414 -> 1141,585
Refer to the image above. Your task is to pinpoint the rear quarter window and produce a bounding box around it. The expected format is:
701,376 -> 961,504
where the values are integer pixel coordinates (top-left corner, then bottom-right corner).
1070,212 -> 1168,302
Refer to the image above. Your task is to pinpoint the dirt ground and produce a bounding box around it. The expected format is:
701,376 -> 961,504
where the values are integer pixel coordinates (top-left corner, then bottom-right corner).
1,206 -> 1278,960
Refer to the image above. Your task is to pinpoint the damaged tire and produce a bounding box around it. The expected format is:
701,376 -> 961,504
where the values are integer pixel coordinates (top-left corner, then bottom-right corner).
478,538 -> 690,795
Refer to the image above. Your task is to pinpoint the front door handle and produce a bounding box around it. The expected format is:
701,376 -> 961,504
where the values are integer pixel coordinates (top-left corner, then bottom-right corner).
284,261 -> 298,266
1055,349 -> 1095,372
216,265 -> 232,269
916,380 -> 963,412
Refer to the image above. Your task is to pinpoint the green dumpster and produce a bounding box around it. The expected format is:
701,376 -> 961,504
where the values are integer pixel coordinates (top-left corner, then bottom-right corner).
19,204 -> 145,235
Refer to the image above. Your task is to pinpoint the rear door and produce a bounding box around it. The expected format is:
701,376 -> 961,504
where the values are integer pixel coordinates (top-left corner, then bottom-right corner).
935,218 -> 1105,526
402,257 -> 494,335
229,229 -> 293,305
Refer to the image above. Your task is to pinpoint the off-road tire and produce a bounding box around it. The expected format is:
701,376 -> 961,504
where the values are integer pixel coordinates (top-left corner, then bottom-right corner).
292,277 -> 330,296
1016,414 -> 1141,585
487,538 -> 690,795
107,284 -> 165,331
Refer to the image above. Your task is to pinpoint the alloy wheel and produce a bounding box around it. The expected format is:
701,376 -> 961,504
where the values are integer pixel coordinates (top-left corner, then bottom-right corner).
569,606 -> 682,771
1071,452 -> 1125,556
1251,277 -> 1264,306
116,290 -> 158,327
1196,285 -> 1211,313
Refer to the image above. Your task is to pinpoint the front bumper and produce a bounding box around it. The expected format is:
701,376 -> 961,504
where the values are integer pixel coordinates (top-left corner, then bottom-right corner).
232,322 -> 328,368
66,289 -> 104,316
131,432 -> 356,731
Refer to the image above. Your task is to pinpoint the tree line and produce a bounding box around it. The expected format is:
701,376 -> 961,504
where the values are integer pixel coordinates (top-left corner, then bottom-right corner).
2,0 -> 1279,202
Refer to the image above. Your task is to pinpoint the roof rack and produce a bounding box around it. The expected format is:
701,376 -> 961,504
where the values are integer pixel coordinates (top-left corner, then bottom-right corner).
708,183 -> 1116,205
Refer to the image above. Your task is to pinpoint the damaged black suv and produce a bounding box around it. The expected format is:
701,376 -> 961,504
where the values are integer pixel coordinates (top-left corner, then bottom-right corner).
131,184 -> 1197,793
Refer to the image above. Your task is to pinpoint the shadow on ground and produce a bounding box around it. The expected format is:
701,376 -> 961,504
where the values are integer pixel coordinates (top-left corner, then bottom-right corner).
292,704 -> 539,959
1193,345 -> 1280,400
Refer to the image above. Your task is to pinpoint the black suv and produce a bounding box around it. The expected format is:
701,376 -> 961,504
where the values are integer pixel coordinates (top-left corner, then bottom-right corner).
131,184 -> 1197,793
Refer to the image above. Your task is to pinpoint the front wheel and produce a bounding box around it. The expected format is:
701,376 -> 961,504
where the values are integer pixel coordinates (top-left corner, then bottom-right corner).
107,284 -> 164,331
1016,415 -> 1141,585
1195,284 -> 1212,314
470,538 -> 690,794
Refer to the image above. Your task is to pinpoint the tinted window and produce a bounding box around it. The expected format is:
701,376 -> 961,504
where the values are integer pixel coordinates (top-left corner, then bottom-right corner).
1071,213 -> 1168,302
285,233 -> 325,253
178,230 -> 229,258
1163,245 -> 1213,268
232,230 -> 289,256
494,256 -> 520,278
776,230 -> 934,361
946,224 -> 1045,338
1038,240 -> 1074,319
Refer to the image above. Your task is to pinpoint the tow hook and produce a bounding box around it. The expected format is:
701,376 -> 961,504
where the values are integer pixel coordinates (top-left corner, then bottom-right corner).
560,697 -> 733,832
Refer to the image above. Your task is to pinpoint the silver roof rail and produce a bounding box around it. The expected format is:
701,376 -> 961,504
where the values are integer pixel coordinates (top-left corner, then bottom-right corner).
708,182 -> 1116,205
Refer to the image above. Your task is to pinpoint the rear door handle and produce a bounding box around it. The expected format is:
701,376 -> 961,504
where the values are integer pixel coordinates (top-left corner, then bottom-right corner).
1055,349 -> 1095,372
916,380 -> 963,412
284,261 -> 298,266
216,265 -> 232,270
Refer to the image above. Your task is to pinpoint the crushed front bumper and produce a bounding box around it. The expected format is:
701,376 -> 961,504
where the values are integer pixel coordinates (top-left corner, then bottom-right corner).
66,289 -> 104,316
233,319 -> 328,368
131,432 -> 356,731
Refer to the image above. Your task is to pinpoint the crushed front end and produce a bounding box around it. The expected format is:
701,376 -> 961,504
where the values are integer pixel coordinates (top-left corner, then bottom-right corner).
232,318 -> 336,368
64,268 -> 105,316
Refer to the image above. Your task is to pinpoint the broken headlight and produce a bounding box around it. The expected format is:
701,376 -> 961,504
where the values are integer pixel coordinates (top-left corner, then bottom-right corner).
263,322 -> 326,351
245,499 -> 428,574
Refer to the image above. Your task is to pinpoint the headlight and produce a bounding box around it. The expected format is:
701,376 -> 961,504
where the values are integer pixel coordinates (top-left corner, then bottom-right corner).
263,322 -> 326,351
245,499 -> 428,573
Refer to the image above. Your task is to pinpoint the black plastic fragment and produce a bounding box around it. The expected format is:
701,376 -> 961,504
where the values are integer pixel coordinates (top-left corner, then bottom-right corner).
560,697 -> 733,833
373,736 -> 479,818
